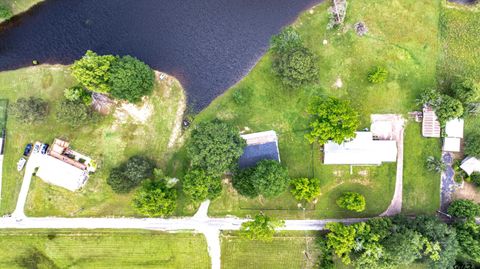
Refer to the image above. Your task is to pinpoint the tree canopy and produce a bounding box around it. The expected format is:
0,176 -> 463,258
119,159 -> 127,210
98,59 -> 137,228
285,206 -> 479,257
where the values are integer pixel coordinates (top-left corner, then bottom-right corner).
109,55 -> 155,103
182,169 -> 222,203
290,177 -> 321,202
64,85 -> 92,105
452,78 -> 480,106
435,94 -> 464,124
0,5 -> 12,20
336,192 -> 366,212
107,155 -> 155,193
233,160 -> 289,198
240,213 -> 284,241
187,120 -> 246,176
9,97 -> 48,124
447,199 -> 480,219
133,179 -> 177,217
72,50 -> 116,94
305,97 -> 359,145
465,133 -> 480,158
56,100 -> 94,126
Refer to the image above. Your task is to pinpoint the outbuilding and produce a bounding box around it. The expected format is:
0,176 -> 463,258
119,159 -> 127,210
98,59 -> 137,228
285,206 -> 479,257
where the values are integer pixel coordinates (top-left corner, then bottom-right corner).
238,130 -> 281,169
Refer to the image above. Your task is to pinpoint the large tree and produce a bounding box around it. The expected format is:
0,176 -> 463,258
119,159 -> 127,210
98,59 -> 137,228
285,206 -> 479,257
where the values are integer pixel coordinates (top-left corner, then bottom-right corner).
233,160 -> 290,198
305,97 -> 359,145
71,50 -> 116,94
455,220 -> 480,263
109,55 -> 155,103
336,192 -> 366,212
435,94 -> 464,124
187,120 -> 246,176
9,97 -> 48,124
272,46 -> 319,88
182,169 -> 222,203
133,179 -> 177,217
107,155 -> 155,193
240,213 -> 284,241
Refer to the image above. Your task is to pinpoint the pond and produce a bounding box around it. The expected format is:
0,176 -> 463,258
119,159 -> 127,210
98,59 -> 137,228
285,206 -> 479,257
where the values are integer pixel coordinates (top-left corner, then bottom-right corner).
0,0 -> 321,110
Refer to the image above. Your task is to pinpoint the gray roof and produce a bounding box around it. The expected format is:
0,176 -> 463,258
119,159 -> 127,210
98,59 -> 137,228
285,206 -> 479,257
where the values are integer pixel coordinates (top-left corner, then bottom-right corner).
238,142 -> 280,169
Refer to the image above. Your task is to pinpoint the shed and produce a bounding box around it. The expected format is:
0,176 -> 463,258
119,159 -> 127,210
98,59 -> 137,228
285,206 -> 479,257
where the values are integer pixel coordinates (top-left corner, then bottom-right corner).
460,157 -> 480,176
443,137 -> 461,152
422,106 -> 441,138
445,118 -> 464,138
238,130 -> 280,168
323,132 -> 397,165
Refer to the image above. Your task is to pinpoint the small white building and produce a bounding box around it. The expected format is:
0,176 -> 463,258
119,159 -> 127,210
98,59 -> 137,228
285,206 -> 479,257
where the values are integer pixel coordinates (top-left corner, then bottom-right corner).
442,118 -> 464,153
460,157 -> 480,176
323,132 -> 397,165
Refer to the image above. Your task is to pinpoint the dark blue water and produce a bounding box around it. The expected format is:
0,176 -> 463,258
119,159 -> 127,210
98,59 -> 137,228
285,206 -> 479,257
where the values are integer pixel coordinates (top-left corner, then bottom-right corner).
0,0 -> 321,110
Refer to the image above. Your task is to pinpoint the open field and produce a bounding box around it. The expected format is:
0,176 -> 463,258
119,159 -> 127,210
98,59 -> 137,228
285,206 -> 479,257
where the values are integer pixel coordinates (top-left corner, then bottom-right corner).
0,0 -> 43,22
0,66 -> 189,217
196,0 -> 441,218
0,229 -> 209,269
221,231 -> 319,269
402,123 -> 441,214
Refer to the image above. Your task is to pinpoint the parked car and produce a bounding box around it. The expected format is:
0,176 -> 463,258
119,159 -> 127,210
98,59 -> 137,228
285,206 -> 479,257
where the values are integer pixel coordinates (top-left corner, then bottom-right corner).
17,158 -> 26,171
23,144 -> 33,157
40,144 -> 49,155
33,143 -> 41,154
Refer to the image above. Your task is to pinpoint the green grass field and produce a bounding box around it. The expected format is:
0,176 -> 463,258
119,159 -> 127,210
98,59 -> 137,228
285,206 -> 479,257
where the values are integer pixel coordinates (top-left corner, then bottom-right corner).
0,229 -> 210,269
195,0 -> 441,218
0,66 -> 189,217
221,232 -> 319,269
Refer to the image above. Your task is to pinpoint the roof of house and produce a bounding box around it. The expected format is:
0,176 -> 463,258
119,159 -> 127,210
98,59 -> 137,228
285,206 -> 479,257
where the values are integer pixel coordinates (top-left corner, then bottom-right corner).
445,118 -> 464,138
461,157 -> 480,176
36,155 -> 88,191
422,106 -> 441,138
323,132 -> 397,165
238,130 -> 280,169
443,137 -> 461,152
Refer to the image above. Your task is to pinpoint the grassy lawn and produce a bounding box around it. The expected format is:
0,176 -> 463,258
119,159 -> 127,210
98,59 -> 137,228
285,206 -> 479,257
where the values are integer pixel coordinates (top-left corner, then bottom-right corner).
0,0 -> 43,22
402,123 -> 441,214
0,99 -> 7,128
0,229 -> 209,269
197,0 -> 441,218
0,65 -> 190,217
221,231 -> 319,269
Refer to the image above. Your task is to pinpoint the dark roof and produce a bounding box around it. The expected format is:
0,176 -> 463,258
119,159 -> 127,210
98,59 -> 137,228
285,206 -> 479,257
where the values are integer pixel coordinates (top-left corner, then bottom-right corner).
238,142 -> 280,169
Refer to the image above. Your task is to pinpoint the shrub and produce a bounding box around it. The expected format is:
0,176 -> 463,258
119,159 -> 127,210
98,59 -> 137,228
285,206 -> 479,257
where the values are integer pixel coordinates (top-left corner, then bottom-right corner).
452,78 -> 480,105
471,173 -> 480,186
240,213 -> 284,241
290,177 -> 321,202
0,5 -> 12,20
465,133 -> 480,158
182,169 -> 222,203
64,85 -> 92,105
232,87 -> 252,105
233,160 -> 290,198
272,46 -> 319,88
367,67 -> 388,84
305,97 -> 359,145
270,26 -> 303,54
9,97 -> 48,124
435,95 -> 464,124
109,55 -> 155,103
447,199 -> 480,219
71,50 -> 116,94
107,155 -> 155,193
133,179 -> 177,217
425,156 -> 446,173
187,120 -> 246,176
336,192 -> 366,212
56,100 -> 94,126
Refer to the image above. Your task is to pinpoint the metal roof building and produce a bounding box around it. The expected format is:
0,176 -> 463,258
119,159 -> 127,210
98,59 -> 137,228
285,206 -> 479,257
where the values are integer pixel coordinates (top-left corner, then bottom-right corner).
422,106 -> 441,138
238,130 -> 281,169
323,132 -> 397,165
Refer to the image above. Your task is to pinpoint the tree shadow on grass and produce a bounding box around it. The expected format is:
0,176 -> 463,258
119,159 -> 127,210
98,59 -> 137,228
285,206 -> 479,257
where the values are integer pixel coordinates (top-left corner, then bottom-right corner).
15,247 -> 59,269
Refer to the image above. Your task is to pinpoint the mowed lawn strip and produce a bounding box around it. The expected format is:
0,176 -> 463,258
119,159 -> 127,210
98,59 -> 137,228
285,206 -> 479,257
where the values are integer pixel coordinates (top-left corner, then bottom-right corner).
221,231 -> 319,269
402,123 -> 441,214
200,0 -> 440,218
0,66 -> 187,217
0,229 -> 210,269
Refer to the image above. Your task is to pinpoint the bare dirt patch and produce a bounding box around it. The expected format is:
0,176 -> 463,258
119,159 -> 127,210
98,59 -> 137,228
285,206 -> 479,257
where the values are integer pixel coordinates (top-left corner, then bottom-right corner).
453,182 -> 480,203
114,99 -> 153,124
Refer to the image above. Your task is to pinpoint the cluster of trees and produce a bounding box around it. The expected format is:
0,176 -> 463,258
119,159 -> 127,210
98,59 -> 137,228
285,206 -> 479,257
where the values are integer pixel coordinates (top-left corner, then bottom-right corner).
107,155 -> 177,217
0,5 -> 12,20
72,50 -> 155,103
270,27 -> 319,88
305,96 -> 359,145
419,78 -> 480,125
183,120 -> 246,203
